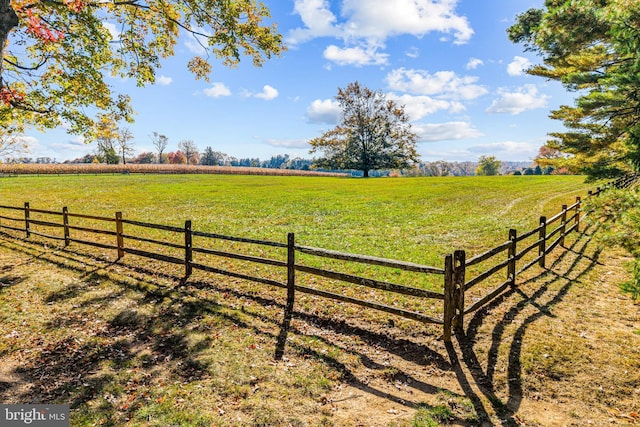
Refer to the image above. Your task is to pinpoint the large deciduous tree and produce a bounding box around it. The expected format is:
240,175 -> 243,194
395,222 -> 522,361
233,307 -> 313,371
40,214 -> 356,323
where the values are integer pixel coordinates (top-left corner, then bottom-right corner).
508,0 -> 640,180
309,81 -> 419,178
0,0 -> 282,140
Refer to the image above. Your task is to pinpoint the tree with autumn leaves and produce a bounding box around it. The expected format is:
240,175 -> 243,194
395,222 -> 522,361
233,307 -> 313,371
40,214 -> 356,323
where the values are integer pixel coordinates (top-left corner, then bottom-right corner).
309,81 -> 419,178
0,0 -> 283,141
510,1 -> 640,300
509,0 -> 640,180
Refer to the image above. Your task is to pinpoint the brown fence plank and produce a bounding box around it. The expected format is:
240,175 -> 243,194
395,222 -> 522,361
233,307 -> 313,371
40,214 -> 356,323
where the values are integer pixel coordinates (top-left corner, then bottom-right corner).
67,225 -> 117,237
295,284 -> 444,325
192,246 -> 287,268
296,245 -> 445,274
515,238 -> 543,261
464,258 -> 509,290
193,230 -> 286,248
121,233 -> 184,250
465,240 -> 511,267
0,224 -> 25,233
67,212 -> 115,222
28,207 -> 63,216
191,261 -> 286,289
0,215 -> 24,222
0,205 -> 25,211
295,264 -> 444,299
515,254 -> 543,276
121,219 -> 184,233
29,219 -> 64,228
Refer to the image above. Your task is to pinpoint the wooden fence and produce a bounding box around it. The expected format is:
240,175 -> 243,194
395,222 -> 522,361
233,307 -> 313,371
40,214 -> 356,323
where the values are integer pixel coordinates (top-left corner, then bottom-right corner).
0,173 -> 637,348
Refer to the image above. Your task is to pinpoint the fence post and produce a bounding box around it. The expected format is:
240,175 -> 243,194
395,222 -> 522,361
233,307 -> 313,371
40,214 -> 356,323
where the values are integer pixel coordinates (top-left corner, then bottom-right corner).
115,212 -> 124,259
560,204 -> 567,247
443,254 -> 454,342
453,250 -> 466,331
62,207 -> 70,246
538,216 -> 547,268
184,220 -> 193,277
508,229 -> 517,286
285,232 -> 296,321
276,233 -> 296,360
24,202 -> 30,238
575,196 -> 581,232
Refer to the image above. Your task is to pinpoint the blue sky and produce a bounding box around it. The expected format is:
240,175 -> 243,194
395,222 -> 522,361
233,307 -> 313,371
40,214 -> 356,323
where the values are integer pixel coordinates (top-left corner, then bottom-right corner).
26,0 -> 574,163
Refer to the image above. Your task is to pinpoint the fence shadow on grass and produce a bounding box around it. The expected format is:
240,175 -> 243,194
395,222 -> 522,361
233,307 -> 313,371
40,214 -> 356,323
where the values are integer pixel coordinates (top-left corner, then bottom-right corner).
0,236 -> 480,425
450,222 -> 602,425
0,215 -> 609,426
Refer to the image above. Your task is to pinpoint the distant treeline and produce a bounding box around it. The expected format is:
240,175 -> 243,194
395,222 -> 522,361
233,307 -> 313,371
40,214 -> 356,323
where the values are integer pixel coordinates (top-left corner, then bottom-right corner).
5,155 -> 562,177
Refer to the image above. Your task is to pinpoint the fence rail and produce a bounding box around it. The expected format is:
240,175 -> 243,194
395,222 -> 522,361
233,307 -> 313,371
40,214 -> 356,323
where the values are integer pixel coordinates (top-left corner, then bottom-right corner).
0,172 -> 637,348
443,172 -> 640,339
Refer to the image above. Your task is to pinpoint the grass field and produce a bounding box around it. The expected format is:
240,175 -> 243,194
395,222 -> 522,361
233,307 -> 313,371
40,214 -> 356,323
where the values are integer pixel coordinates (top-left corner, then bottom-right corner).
2,174 -> 637,426
0,174 -> 594,263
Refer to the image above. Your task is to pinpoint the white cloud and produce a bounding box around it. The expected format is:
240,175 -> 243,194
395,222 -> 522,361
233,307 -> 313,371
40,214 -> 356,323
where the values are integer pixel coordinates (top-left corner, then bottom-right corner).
288,0 -> 473,66
323,44 -> 388,66
50,136 -> 89,153
69,136 -> 85,145
156,75 -> 173,86
386,68 -> 488,100
420,140 -> 538,161
306,99 -> 341,124
288,0 -> 340,45
254,85 -> 279,100
466,57 -> 484,70
406,47 -> 420,58
388,93 -> 460,120
507,56 -> 531,76
203,82 -> 232,98
338,0 -> 473,44
413,121 -> 483,142
16,135 -> 39,146
486,84 -> 549,115
266,139 -> 310,149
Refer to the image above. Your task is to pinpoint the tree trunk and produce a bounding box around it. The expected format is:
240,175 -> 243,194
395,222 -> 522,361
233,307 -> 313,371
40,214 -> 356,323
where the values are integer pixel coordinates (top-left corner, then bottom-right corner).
0,0 -> 19,87
363,169 -> 369,178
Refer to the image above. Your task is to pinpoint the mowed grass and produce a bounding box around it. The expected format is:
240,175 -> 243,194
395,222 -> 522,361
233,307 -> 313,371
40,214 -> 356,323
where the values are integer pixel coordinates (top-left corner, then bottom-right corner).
3,173 -> 633,426
0,174 -> 594,265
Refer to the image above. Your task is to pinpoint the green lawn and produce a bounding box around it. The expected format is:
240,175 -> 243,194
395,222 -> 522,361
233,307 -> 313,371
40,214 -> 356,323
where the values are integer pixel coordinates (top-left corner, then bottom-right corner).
0,174 -> 594,266
2,173 -> 630,427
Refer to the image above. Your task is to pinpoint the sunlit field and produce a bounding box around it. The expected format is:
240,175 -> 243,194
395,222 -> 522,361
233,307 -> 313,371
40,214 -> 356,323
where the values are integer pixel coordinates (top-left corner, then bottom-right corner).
3,173 -> 633,427
0,174 -> 593,264
1,173 -> 595,264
